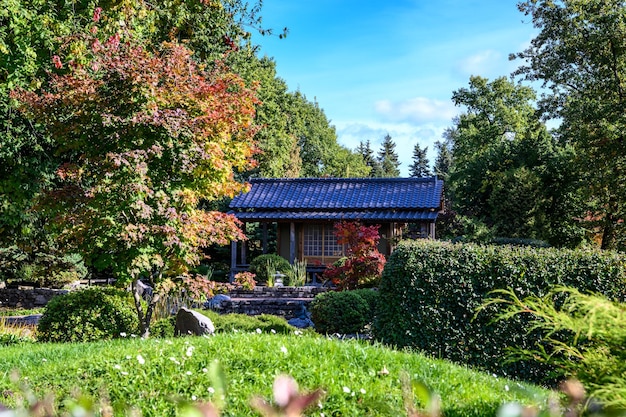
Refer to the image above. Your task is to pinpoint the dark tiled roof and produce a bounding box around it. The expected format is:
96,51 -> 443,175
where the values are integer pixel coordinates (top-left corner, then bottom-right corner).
229,177 -> 443,222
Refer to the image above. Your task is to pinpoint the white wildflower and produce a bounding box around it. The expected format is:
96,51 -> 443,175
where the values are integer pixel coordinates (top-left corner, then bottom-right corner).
186,346 -> 194,357
136,354 -> 145,365
280,346 -> 288,354
342,387 -> 350,394
360,388 -> 366,394
208,387 -> 215,394
120,332 -> 127,337
256,328 -> 262,334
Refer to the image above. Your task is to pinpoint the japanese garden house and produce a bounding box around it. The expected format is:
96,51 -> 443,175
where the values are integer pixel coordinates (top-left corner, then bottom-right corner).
228,177 -> 444,281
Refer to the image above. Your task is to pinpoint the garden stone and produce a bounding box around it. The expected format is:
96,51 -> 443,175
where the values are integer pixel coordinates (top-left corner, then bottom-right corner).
287,316 -> 314,329
288,303 -> 314,328
204,294 -> 231,310
174,307 -> 215,336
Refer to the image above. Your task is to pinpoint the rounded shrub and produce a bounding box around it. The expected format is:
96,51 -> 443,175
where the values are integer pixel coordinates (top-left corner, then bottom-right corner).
248,254 -> 291,284
37,287 -> 139,343
151,316 -> 176,338
351,288 -> 379,313
310,290 -> 372,334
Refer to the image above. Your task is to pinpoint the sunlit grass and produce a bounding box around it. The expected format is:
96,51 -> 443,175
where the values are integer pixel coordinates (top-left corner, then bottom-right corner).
0,332 -> 550,416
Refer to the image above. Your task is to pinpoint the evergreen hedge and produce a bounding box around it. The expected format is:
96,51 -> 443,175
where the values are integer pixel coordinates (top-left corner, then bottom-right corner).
373,240 -> 626,384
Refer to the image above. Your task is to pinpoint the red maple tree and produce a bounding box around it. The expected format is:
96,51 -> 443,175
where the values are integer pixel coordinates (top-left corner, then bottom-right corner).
323,221 -> 386,290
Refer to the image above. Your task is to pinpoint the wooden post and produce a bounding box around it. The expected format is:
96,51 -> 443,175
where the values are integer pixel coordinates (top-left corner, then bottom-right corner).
289,222 -> 296,264
241,222 -> 247,265
230,240 -> 237,283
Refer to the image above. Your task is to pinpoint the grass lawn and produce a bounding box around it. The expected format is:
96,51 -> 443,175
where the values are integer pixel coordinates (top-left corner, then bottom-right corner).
0,331 -> 550,416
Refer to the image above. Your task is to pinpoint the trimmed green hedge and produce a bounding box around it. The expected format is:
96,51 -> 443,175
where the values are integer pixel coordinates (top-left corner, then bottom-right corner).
373,240 -> 626,383
310,289 -> 379,334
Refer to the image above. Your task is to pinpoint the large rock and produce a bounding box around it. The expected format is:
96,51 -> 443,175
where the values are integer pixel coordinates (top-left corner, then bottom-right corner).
174,307 -> 215,336
204,294 -> 231,310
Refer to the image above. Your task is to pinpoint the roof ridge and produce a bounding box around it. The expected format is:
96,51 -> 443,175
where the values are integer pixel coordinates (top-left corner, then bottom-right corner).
249,176 -> 440,183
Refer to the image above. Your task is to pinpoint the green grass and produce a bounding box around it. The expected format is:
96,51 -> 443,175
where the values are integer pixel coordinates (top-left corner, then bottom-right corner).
0,307 -> 44,316
0,332 -> 550,416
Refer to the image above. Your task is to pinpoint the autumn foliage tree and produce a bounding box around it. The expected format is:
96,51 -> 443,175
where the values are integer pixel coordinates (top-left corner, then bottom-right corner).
11,14 -> 259,336
323,221 -> 386,290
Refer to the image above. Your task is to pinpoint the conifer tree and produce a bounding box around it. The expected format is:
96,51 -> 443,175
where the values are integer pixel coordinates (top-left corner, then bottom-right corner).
356,139 -> 380,177
377,134 -> 400,177
408,142 -> 431,178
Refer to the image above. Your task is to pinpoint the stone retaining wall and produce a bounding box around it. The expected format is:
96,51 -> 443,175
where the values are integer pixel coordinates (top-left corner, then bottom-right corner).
0,288 -> 67,309
219,299 -> 312,319
228,286 -> 328,299
215,286 -> 330,319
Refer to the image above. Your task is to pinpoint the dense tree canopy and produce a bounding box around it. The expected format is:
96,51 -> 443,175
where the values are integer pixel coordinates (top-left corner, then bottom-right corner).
12,21 -> 258,335
0,0 -> 269,246
513,0 -> 626,250
447,76 -> 585,245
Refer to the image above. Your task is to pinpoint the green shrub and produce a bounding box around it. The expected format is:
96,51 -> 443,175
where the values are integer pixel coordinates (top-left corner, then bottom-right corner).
150,316 -> 176,338
310,290 -> 373,334
248,254 -> 291,284
351,288 -> 379,313
486,286 -> 626,410
0,247 -> 87,288
37,287 -> 139,343
373,240 -> 626,384
203,310 -> 294,334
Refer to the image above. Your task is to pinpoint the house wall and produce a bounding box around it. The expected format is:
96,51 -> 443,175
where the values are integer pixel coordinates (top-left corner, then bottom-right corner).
274,221 -> 434,266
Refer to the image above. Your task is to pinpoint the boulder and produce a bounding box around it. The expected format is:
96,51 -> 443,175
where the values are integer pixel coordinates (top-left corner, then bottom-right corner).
174,307 -> 215,336
287,316 -> 314,329
204,294 -> 231,310
288,303 -> 314,328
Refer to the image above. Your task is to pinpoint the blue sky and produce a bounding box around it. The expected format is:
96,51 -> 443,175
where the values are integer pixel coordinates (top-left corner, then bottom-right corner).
251,1 -> 537,176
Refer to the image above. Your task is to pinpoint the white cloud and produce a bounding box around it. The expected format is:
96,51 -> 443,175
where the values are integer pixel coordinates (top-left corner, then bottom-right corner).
374,97 -> 458,124
335,120 -> 449,177
457,49 -> 502,76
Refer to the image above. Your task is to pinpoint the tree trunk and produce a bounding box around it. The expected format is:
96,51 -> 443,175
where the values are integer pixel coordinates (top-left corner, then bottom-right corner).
132,279 -> 149,338
600,214 -> 617,250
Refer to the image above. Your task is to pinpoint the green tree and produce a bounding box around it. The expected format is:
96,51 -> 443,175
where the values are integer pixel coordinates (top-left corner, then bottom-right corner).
0,0 -> 269,243
235,55 -> 301,178
434,132 -> 454,180
12,23 -> 258,336
356,139 -> 379,177
513,0 -> 626,250
449,76 -> 584,244
408,142 -> 431,178
288,93 -> 368,178
377,134 -> 400,178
